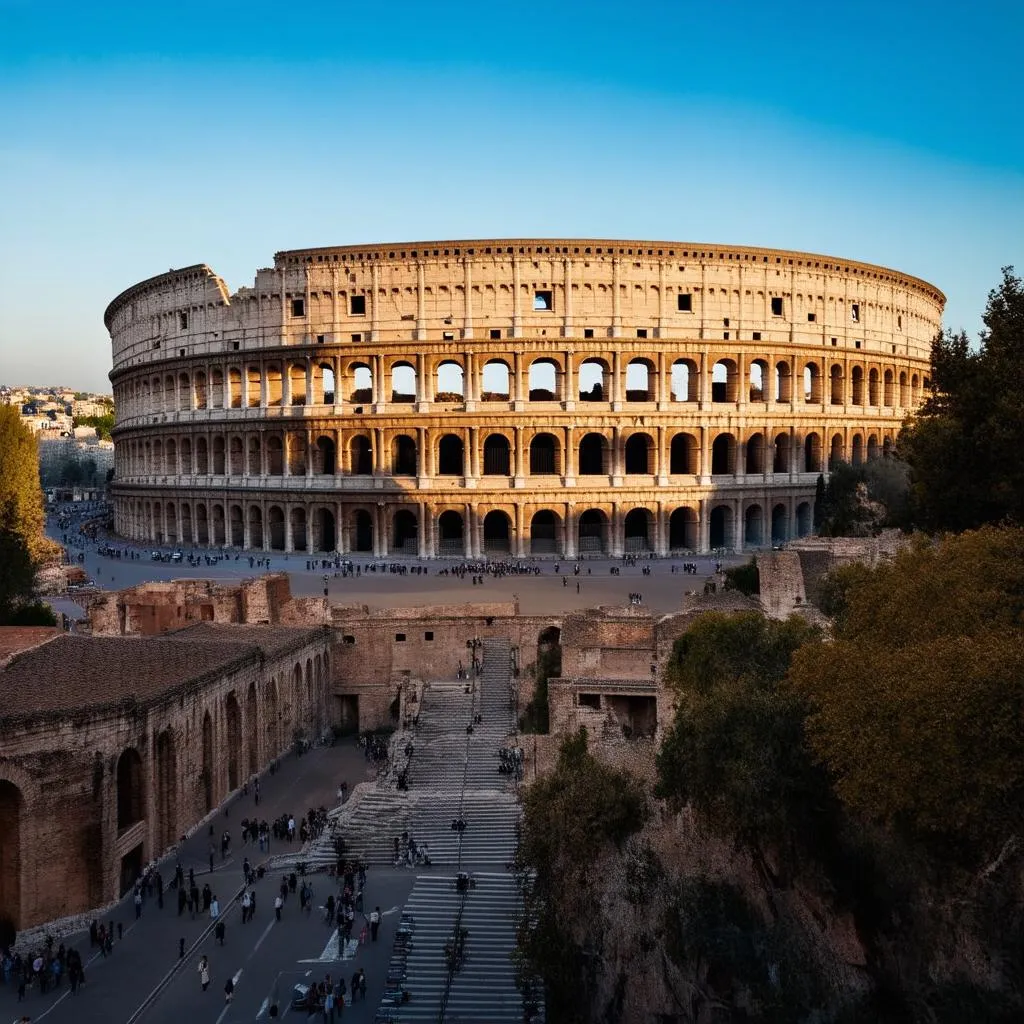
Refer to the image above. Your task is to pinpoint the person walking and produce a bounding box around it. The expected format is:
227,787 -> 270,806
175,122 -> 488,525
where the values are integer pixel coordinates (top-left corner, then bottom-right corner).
198,955 -> 210,992
274,894 -> 283,921
369,906 -> 381,942
134,887 -> 143,919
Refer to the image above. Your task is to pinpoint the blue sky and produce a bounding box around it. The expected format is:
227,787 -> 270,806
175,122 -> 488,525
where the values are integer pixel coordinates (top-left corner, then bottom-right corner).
0,0 -> 1021,392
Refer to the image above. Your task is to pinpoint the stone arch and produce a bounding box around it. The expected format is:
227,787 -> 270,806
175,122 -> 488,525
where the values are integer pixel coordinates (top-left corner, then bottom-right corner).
180,436 -> 193,474
669,432 -> 698,475
745,432 -> 766,474
0,780 -> 24,932
530,509 -> 560,554
529,432 -> 560,475
315,435 -> 337,475
166,503 -> 179,544
709,504 -> 733,549
830,433 -> 844,468
438,434 -> 465,475
744,504 -> 764,547
527,358 -> 559,401
851,433 -> 864,466
883,368 -> 895,407
899,371 -> 909,406
351,508 -> 373,552
804,432 -> 823,473
623,508 -> 653,552
830,364 -> 844,405
625,358 -> 655,401
290,507 -> 307,551
268,505 -> 285,551
350,434 -> 372,475
868,367 -> 880,407
166,438 -> 177,474
155,729 -> 177,852
202,711 -> 214,811
267,435 -> 284,475
264,678 -> 280,757
577,508 -> 608,554
314,507 -> 336,552
851,365 -> 865,406
774,360 -> 793,402
712,359 -> 739,403
246,683 -> 259,777
212,503 -> 226,545
287,433 -> 307,476
116,747 -> 145,832
229,435 -> 244,475
392,508 -> 418,553
668,507 -> 698,551
578,358 -> 608,402
483,433 -> 511,475
348,361 -> 373,403
867,434 -> 880,460
392,434 -> 417,476
883,435 -> 894,458
178,371 -> 191,411
624,432 -> 654,474
711,433 -> 736,475
212,435 -> 225,474
249,506 -> 264,549
196,436 -> 209,474
671,358 -> 699,402
481,359 -> 511,400
390,360 -> 417,403
803,362 -> 822,403
748,359 -> 769,402
436,360 -> 465,401
578,432 -> 608,475
483,509 -> 512,554
438,510 -> 465,555
247,435 -> 261,475
771,503 -> 789,545
796,501 -> 813,537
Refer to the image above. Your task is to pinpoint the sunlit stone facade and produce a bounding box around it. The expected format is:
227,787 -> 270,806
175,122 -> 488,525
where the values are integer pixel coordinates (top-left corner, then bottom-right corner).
106,239 -> 943,556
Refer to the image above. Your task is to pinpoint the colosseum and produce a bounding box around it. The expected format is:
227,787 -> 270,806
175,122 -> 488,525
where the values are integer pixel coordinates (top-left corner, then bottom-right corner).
105,239 -> 943,557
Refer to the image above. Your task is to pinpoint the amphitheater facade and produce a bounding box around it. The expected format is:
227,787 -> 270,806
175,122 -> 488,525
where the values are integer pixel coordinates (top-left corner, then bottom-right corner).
105,239 -> 944,558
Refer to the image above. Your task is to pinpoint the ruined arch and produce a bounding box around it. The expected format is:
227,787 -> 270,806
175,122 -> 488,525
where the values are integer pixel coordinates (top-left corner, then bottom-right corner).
711,433 -> 736,475
350,435 -> 372,475
578,432 -> 608,475
438,510 -> 465,555
392,509 -> 418,554
438,434 -> 465,475
392,434 -> 417,476
116,748 -> 145,832
623,508 -> 653,552
669,432 -> 698,475
352,508 -> 373,552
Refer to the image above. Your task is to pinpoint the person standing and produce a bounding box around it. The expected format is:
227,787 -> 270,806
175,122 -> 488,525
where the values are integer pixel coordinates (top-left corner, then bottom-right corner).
369,906 -> 381,942
198,955 -> 210,992
134,887 -> 143,919
274,894 -> 283,921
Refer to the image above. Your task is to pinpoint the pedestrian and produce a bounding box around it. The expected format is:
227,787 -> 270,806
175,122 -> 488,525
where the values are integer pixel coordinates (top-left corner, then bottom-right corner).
214,920 -> 225,946
274,894 -> 283,921
369,906 -> 380,942
134,887 -> 143,919
350,969 -> 360,1002
224,976 -> 234,1003
210,896 -> 220,919
198,955 -> 210,992
357,968 -> 366,1001
208,843 -> 215,874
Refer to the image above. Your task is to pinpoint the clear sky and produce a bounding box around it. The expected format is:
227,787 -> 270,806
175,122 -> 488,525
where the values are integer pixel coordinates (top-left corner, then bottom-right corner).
0,0 -> 1021,393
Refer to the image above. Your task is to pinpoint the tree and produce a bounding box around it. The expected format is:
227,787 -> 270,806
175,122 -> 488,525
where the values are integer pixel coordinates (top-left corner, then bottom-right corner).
0,406 -> 47,561
899,267 -> 1024,531
788,527 -> 1024,853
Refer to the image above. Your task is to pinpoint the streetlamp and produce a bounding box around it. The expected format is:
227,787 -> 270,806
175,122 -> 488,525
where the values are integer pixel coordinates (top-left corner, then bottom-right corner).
466,637 -> 482,678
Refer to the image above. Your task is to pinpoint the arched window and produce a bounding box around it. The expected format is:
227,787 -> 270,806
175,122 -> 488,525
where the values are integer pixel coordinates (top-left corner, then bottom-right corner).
483,434 -> 510,475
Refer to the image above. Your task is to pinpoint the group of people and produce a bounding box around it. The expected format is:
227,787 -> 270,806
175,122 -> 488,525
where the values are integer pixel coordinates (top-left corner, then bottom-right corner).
1,939 -> 86,1001
393,830 -> 431,868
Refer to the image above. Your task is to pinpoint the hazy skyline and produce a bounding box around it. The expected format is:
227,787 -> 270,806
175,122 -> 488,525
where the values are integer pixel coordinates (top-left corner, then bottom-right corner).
1,0 -> 1021,392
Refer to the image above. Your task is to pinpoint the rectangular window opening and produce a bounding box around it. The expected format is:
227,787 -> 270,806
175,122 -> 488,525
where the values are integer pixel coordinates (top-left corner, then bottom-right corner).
231,341 -> 240,350
424,631 -> 434,641
723,318 -> 730,327
752,331 -> 761,341
855,340 -> 862,349
316,334 -> 325,344
350,295 -> 366,315
851,303 -> 860,322
291,298 -> 305,317
583,328 -> 594,339
533,290 -> 553,311
636,328 -> 648,338
350,333 -> 362,343
771,297 -> 784,316
443,331 -> 455,341
677,293 -> 692,312
179,312 -> 188,330
807,312 -> 816,322
395,633 -> 406,642
489,328 -> 501,340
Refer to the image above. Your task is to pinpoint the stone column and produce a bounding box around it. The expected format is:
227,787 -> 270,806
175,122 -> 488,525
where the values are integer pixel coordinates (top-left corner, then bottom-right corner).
611,426 -> 623,484
305,362 -> 314,406
306,430 -> 314,478
283,363 -> 292,408
700,349 -> 711,408
373,428 -> 384,474
610,503 -> 623,557
512,257 -> 522,338
416,262 -> 427,342
562,258 -> 573,337
732,500 -> 743,552
306,507 -> 314,554
513,426 -> 525,485
655,502 -> 668,556
372,354 -> 384,408
514,503 -> 526,558
464,351 -> 476,409
284,506 -> 293,552
611,350 -> 622,409
698,498 -> 710,553
657,261 -> 667,336
656,426 -> 668,483
563,504 -> 577,559
513,351 -> 525,408
611,258 -> 622,337
700,426 -> 710,483
657,351 -> 669,408
417,427 -> 428,485
260,363 -> 269,408
370,262 -> 380,343
463,259 -> 474,339
418,502 -> 428,558
563,425 -> 576,483
467,426 -> 479,480
564,351 -> 575,410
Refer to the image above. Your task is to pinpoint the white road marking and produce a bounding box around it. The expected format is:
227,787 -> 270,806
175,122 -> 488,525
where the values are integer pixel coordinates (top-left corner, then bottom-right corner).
34,990 -> 69,1021
214,970 -> 244,1024
257,996 -> 269,1018
297,927 -> 341,962
248,918 -> 276,959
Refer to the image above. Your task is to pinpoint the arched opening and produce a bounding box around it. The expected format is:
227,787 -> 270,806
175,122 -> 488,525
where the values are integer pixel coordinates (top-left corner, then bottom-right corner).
196,437 -> 209,474
851,434 -> 864,466
712,359 -> 738,403
883,369 -> 895,407
245,684 -> 259,778
436,361 -> 465,402
202,711 -> 214,811
803,363 -> 822,403
830,364 -> 844,405
774,361 -> 793,403
670,432 -> 698,474
392,435 -> 417,476
623,508 -> 652,552
315,508 -> 336,552
711,434 -> 736,475
268,506 -> 285,551
290,507 -> 307,551
804,433 -> 822,473
392,509 -> 418,554
867,435 -> 880,461
248,506 -> 263,549
851,366 -> 865,405
212,504 -> 226,545
212,436 -> 225,474
709,504 -> 732,549
578,433 -> 608,475
748,359 -> 768,403
624,433 -> 653,474
247,366 -> 262,407
319,363 -> 336,404
483,510 -> 511,554
288,363 -> 307,406
229,436 -> 243,475
177,372 -> 191,411
668,507 -> 697,551
625,359 -> 654,402
771,503 -> 788,545
530,510 -> 559,554
745,433 -> 765,475
483,434 -> 510,475
577,508 -> 608,554
438,510 -> 465,556
229,504 -> 244,548
529,433 -> 559,475
225,693 -> 242,792
264,680 -> 279,759
899,371 -> 909,407
438,434 -> 465,475
267,436 -> 284,476
315,436 -> 336,475
180,437 -> 193,474
194,371 -> 208,409
830,434 -> 844,468
481,360 -> 511,400
116,749 -> 144,832
288,433 -> 307,475
196,503 -> 209,544
869,368 -> 880,407
744,504 -> 764,547
796,501 -> 813,537
671,359 -> 698,402
166,503 -> 179,544
390,362 -> 416,403
154,731 -> 177,852
350,435 -> 372,475
352,509 -> 373,552
166,438 -> 177,474
528,359 -> 558,401
578,359 -> 607,402
0,781 -> 23,932
350,363 -> 372,404
247,436 -> 261,475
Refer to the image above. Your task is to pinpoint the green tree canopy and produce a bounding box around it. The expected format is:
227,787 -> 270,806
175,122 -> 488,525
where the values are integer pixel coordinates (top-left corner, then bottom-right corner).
72,412 -> 115,440
899,267 -> 1024,531
788,527 -> 1024,851
0,406 -> 46,560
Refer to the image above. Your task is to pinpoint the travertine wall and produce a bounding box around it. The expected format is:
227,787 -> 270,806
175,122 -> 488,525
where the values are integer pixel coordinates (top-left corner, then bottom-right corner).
105,239 -> 943,558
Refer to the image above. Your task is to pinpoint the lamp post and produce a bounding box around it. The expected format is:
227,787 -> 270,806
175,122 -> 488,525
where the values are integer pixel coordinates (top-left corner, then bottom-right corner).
466,637 -> 482,678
